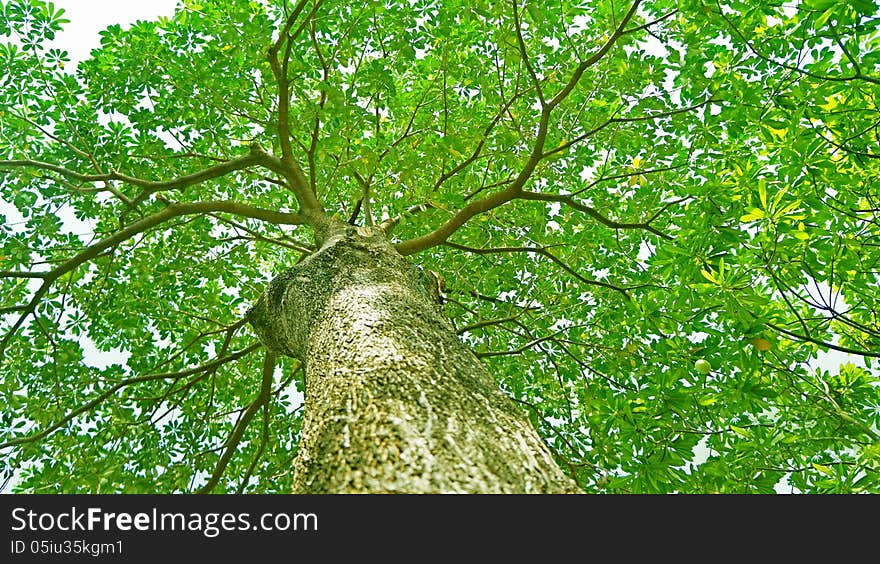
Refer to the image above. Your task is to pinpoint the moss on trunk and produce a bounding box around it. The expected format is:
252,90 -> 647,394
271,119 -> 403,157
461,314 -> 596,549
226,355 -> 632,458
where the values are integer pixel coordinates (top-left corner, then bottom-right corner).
248,223 -> 578,493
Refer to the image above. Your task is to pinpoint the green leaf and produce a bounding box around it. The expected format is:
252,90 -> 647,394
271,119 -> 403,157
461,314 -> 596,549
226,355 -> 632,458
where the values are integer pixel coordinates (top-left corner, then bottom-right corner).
740,208 -> 765,222
1,0 -> 877,497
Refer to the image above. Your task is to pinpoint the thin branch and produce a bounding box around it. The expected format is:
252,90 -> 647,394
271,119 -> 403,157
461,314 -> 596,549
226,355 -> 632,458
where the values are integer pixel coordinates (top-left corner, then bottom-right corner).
547,0 -> 643,111
457,314 -> 525,335
0,202 -> 306,359
444,241 -> 631,298
2,151 -> 261,205
573,164 -> 688,196
0,343 -> 261,450
512,0 -> 545,104
717,2 -> 880,86
621,9 -> 678,35
476,331 -> 564,358
0,271 -> 47,279
543,97 -> 716,159
198,349 -> 276,494
395,0 -> 643,255
518,191 -> 673,240
766,321 -> 880,358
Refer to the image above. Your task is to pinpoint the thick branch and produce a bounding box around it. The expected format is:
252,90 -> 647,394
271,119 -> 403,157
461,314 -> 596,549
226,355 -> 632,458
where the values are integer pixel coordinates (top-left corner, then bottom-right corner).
266,6 -> 322,212
0,202 -> 306,358
395,184 -> 521,255
395,1 -> 642,255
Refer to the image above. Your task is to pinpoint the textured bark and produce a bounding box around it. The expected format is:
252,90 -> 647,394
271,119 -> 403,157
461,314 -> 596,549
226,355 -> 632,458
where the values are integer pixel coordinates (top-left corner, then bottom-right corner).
248,222 -> 578,493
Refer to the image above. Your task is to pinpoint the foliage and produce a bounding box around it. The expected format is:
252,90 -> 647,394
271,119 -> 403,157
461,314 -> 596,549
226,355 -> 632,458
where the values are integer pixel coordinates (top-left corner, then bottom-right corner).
1,0 -> 878,493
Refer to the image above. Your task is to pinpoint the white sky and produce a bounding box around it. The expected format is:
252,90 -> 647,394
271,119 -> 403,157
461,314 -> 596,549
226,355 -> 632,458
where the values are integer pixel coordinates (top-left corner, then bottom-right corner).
39,0 -> 864,375
48,0 -> 179,68
2,0 -> 872,495
1,0 -> 181,495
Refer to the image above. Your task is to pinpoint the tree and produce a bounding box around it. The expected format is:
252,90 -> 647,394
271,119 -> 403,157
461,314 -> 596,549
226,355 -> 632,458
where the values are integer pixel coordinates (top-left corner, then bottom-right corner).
0,0 -> 878,494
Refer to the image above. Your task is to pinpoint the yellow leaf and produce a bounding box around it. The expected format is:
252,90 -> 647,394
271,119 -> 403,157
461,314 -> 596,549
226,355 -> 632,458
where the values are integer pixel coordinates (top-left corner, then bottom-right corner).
811,462 -> 833,475
819,95 -> 840,111
740,208 -> 765,222
700,269 -> 716,283
750,338 -> 772,351
730,425 -> 751,438
779,201 -> 802,216
766,126 -> 787,140
771,186 -> 789,209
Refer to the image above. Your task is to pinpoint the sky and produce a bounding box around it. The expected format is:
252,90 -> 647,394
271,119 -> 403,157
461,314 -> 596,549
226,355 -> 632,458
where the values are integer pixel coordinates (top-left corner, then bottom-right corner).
2,0 -> 871,495
29,0 -> 867,375
48,0 -> 179,67
0,0 -> 179,494
1,0 -> 180,370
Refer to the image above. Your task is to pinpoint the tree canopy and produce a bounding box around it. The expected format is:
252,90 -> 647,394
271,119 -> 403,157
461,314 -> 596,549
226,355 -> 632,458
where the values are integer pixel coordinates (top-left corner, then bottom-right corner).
1,0 -> 878,493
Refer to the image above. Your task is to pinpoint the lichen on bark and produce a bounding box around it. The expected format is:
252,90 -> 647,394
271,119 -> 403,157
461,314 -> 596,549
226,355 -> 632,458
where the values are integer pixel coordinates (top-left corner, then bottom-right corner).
248,222 -> 579,493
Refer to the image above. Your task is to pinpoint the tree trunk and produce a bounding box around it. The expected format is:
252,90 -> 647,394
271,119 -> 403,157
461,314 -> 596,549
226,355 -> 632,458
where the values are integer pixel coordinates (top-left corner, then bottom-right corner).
247,223 -> 578,493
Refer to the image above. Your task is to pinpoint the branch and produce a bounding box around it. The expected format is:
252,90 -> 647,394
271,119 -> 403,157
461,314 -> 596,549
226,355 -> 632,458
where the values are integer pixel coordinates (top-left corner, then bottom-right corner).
428,80 -> 536,196
0,343 -> 261,450
518,191 -> 673,240
266,3 -> 323,212
394,1 -> 642,255
395,184 -> 522,255
512,0 -> 545,104
476,334 -> 557,359
1,152 -> 262,204
0,271 -> 47,279
457,314 -> 525,335
0,202 -> 307,359
547,0 -> 642,111
444,241 -> 631,298
543,97 -> 716,159
306,13 -> 330,199
475,324 -> 591,358
572,164 -> 689,196
766,321 -> 880,359
621,9 -> 678,35
717,3 -> 880,86
209,214 -> 314,255
198,349 -> 275,494
270,0 -> 312,54
379,202 -> 437,234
